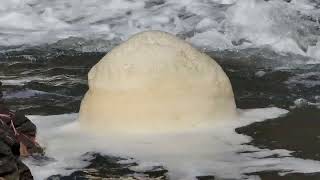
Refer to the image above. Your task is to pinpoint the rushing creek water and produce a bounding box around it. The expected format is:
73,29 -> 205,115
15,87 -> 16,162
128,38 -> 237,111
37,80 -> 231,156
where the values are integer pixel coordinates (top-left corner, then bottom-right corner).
1,0 -> 320,179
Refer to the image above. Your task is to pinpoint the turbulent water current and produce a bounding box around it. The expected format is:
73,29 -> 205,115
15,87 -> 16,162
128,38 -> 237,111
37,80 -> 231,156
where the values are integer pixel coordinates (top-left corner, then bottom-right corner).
1,0 -> 320,179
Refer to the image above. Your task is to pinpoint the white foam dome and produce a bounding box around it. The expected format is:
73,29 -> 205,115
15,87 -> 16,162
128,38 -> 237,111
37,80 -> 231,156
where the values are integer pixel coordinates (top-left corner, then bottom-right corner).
79,31 -> 237,134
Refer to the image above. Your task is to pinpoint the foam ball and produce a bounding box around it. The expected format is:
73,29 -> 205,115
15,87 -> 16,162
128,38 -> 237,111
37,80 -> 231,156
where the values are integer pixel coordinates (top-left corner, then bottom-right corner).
79,31 -> 237,134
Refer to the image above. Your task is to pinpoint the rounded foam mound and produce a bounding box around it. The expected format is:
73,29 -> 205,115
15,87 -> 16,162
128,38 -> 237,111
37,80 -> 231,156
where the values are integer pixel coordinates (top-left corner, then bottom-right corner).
79,31 -> 237,134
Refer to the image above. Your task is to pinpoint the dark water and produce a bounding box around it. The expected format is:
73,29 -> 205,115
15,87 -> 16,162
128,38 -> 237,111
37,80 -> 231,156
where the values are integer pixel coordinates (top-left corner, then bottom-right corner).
1,48 -> 320,179
1,0 -> 320,179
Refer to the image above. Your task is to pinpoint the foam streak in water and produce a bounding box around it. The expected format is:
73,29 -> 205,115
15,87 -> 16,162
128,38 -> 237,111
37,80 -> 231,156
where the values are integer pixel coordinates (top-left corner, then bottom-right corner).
24,107 -> 320,179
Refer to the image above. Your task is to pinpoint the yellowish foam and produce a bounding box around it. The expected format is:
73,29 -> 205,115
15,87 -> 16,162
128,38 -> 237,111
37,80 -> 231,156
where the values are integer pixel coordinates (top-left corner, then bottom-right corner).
79,31 -> 237,134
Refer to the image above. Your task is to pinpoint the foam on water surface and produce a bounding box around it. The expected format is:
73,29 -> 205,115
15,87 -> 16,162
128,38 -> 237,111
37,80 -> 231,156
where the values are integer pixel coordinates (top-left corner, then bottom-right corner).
24,107 -> 320,180
0,0 -> 319,61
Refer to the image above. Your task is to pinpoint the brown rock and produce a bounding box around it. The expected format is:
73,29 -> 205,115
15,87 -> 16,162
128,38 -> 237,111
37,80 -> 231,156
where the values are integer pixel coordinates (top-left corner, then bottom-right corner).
0,81 -> 41,180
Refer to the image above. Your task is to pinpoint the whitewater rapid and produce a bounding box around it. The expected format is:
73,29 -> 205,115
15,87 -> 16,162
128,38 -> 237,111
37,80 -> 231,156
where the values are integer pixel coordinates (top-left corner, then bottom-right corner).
0,0 -> 319,60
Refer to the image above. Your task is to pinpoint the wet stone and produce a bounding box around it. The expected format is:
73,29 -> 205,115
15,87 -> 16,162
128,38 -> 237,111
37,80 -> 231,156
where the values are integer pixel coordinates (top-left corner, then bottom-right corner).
0,81 -> 39,179
48,153 -> 168,180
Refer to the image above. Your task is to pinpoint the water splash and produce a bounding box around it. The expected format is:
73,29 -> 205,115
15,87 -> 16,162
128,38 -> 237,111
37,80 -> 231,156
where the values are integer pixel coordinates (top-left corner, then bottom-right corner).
0,0 -> 319,61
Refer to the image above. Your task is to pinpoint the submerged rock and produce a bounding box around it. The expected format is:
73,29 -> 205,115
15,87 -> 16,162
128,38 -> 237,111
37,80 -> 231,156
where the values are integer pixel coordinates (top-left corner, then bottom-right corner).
48,153 -> 168,180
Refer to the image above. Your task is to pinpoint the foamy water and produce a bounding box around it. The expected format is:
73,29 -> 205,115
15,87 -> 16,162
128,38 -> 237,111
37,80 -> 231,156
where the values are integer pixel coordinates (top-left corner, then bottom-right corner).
2,0 -> 320,179
0,0 -> 319,61
24,107 -> 320,179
